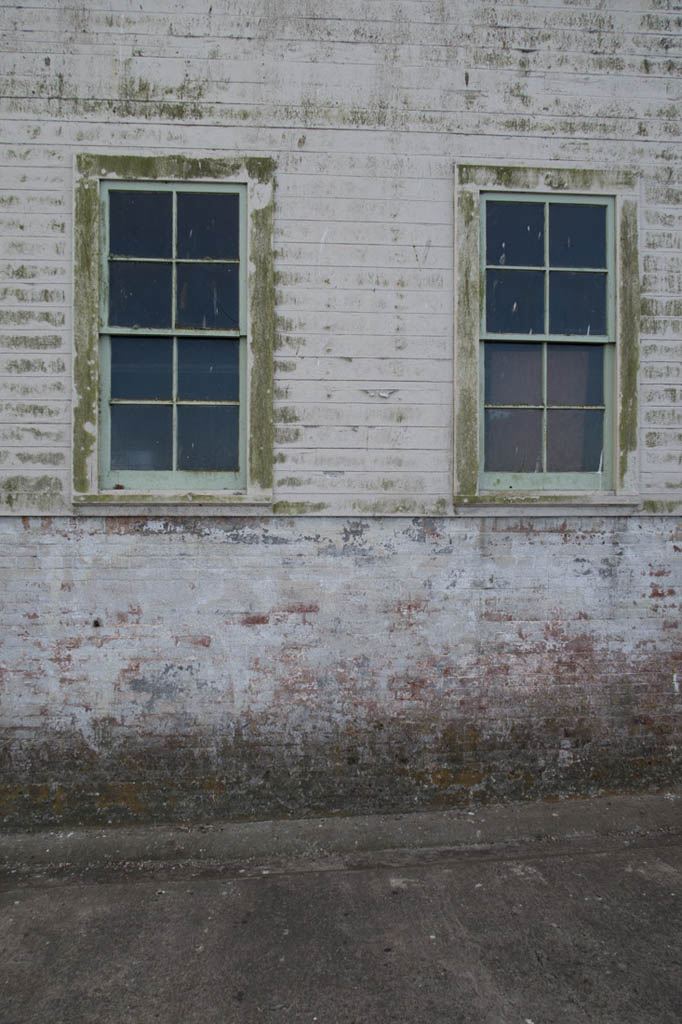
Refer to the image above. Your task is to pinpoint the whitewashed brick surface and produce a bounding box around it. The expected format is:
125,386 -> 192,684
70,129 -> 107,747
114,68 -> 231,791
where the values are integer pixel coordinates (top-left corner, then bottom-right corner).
1,514 -> 680,825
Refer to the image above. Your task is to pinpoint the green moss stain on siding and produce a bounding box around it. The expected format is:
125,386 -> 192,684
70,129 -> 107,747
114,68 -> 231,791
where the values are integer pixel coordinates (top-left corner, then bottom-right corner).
619,199 -> 640,487
117,70 -> 206,121
76,154 -> 275,187
642,500 -> 682,514
0,475 -> 63,511
454,187 -> 479,498
457,165 -> 637,195
73,164 -> 99,493
249,191 -> 276,491
272,501 -> 328,514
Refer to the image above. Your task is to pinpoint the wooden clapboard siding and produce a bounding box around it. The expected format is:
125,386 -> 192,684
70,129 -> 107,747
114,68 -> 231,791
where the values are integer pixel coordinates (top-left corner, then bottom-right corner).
0,0 -> 680,512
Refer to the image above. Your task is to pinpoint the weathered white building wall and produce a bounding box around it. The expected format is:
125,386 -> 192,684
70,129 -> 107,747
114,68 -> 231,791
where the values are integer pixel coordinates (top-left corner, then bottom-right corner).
0,0 -> 681,825
1,0 -> 681,513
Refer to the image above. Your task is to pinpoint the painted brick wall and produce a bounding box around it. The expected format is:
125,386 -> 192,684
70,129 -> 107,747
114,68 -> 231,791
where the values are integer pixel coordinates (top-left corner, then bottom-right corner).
2,515 -> 680,826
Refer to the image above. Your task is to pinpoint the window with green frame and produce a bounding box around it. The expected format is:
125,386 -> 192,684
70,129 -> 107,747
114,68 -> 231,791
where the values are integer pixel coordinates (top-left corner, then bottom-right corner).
480,193 -> 614,491
98,181 -> 247,490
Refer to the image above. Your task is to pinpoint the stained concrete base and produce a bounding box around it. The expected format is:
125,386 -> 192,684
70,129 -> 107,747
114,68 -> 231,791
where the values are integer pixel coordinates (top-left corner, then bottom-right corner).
2,793 -> 682,1023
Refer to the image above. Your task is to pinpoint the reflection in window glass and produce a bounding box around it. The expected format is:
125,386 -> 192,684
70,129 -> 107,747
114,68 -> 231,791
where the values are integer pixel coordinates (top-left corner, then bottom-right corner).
111,337 -> 172,400
549,204 -> 606,269
111,405 -> 172,470
486,269 -> 544,335
484,409 -> 543,472
178,339 -> 239,401
178,405 -> 239,471
549,272 -> 607,335
177,193 -> 240,260
486,202 -> 544,267
547,344 -> 603,406
485,342 -> 542,405
547,410 -> 603,472
109,191 -> 172,259
176,263 -> 239,329
109,262 -> 172,328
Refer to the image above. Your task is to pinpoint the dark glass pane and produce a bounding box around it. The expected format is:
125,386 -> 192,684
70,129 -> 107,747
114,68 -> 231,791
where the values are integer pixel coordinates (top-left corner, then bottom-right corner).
486,201 -> 544,267
549,272 -> 606,335
177,192 -> 240,260
178,339 -> 239,401
111,337 -> 172,400
176,263 -> 239,329
110,405 -> 172,470
485,342 -> 542,405
109,191 -> 172,258
547,344 -> 603,406
108,262 -> 172,328
484,408 -> 542,472
177,405 -> 239,471
486,270 -> 544,335
547,410 -> 603,472
549,204 -> 606,269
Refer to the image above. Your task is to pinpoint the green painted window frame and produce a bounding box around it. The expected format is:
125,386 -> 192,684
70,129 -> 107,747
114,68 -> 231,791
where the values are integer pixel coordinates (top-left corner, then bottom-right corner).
73,154 -> 276,506
98,181 -> 248,490
454,164 -> 640,506
480,192 -> 614,492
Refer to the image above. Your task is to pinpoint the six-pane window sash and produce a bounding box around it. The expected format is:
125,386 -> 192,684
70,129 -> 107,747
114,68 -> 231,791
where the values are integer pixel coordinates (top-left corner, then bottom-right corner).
480,193 -> 614,491
99,182 -> 247,490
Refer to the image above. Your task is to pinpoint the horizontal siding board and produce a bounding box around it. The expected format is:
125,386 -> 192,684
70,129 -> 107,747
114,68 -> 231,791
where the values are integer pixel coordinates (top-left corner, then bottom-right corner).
275,337 -> 451,360
275,220 -> 451,248
276,268 -> 447,291
276,172 -> 453,201
275,288 -> 447,316
0,423 -> 69,446
6,97 -> 677,146
641,342 -> 682,362
276,243 -> 451,271
0,168 -> 67,191
0,377 -> 69,399
276,312 -> 451,336
0,261 -> 68,281
0,400 -> 70,422
0,355 -> 69,375
0,446 -> 67,468
274,447 -> 447,471
276,381 -> 451,405
0,334 -> 67,352
274,359 -> 451,382
0,237 -> 67,259
275,426 -> 449,449
274,470 -> 451,493
274,401 -> 450,427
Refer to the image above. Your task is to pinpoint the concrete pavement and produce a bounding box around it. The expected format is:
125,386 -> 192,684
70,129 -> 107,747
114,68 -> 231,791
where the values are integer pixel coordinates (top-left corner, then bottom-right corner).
1,792 -> 681,1023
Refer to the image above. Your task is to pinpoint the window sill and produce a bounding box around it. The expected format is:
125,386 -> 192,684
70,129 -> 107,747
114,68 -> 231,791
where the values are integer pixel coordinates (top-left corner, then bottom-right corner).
73,491 -> 273,515
453,494 -> 641,517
